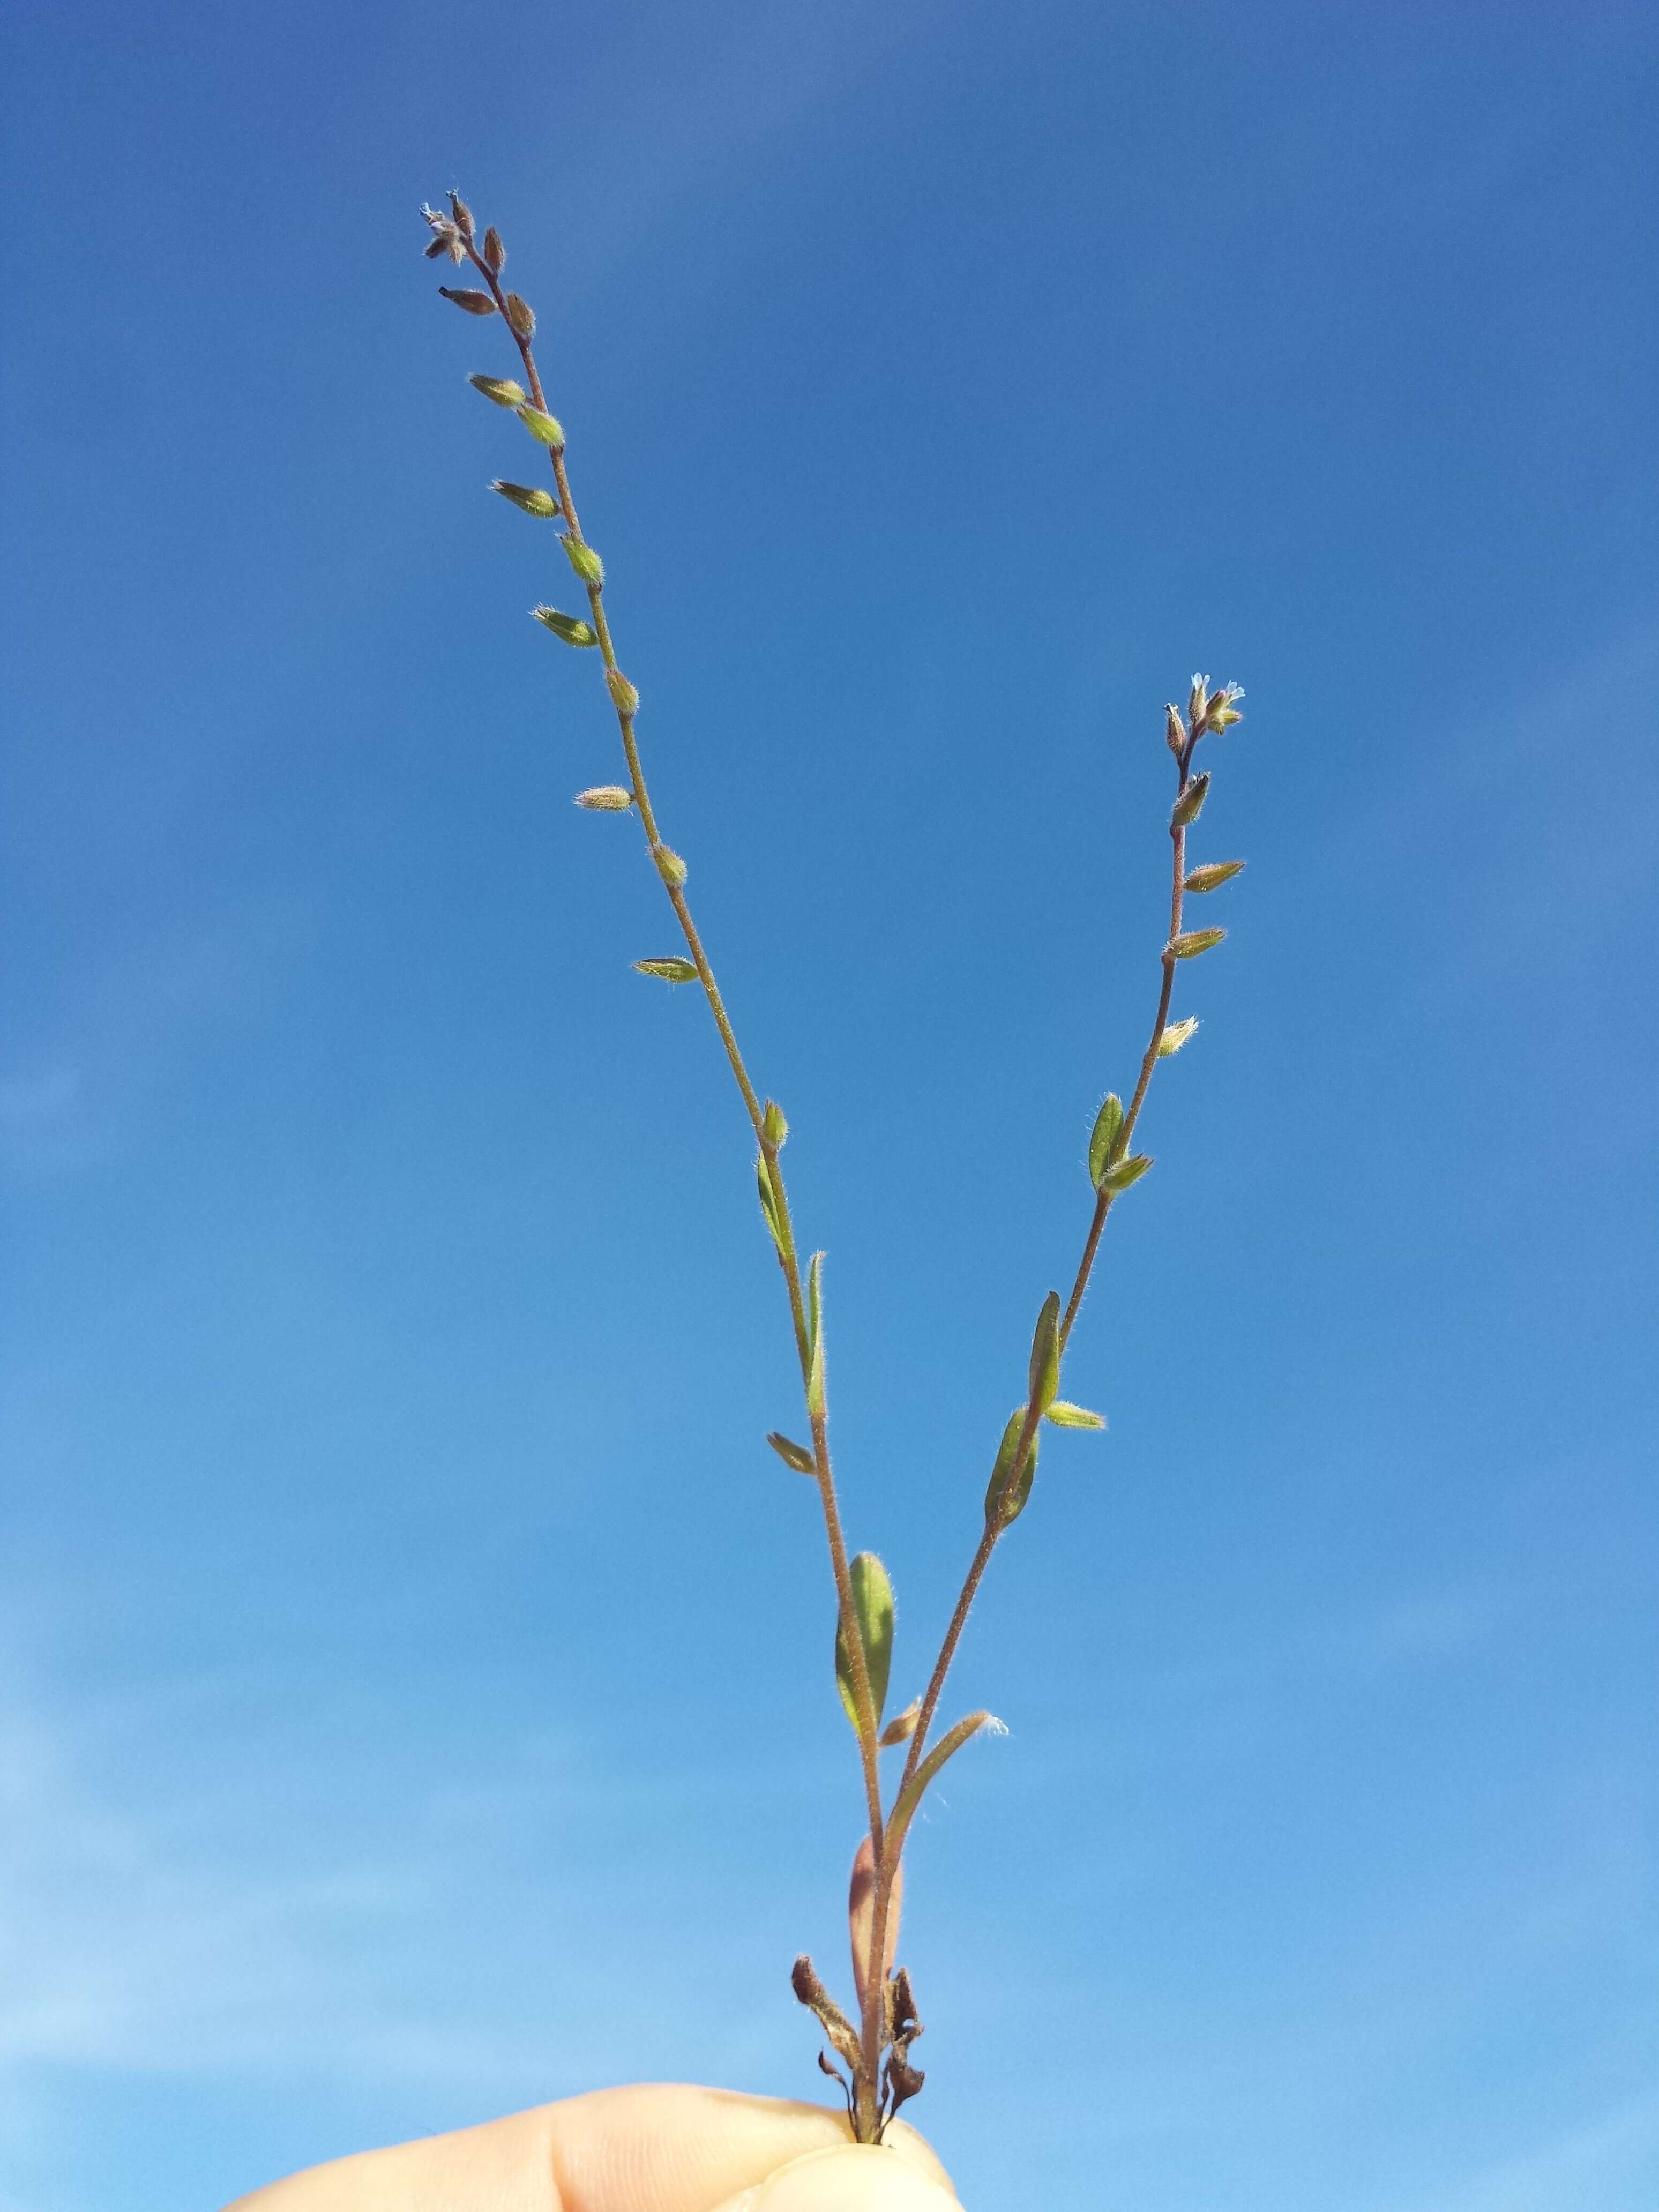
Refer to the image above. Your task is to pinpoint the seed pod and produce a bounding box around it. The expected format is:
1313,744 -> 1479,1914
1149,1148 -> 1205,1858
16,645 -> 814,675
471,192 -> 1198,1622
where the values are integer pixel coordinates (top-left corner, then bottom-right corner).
654,843 -> 687,887
482,226 -> 505,273
562,536 -> 605,587
1172,772 -> 1211,828
532,606 -> 599,647
632,957 -> 699,983
766,1430 -> 816,1474
573,786 -> 634,811
492,479 -> 559,518
1028,1290 -> 1062,1415
835,1552 -> 895,1731
469,373 -> 527,408
446,190 -> 475,238
1099,1151 -> 1153,1193
1088,1093 -> 1125,1189
1045,1400 -> 1106,1429
606,668 -> 640,715
438,286 -> 496,316
1183,860 -> 1245,893
1165,704 -> 1186,755
518,405 -> 566,448
503,292 -> 536,340
1188,673 -> 1210,726
1169,928 -> 1225,960
762,1098 -> 789,1148
1157,1017 -> 1199,1056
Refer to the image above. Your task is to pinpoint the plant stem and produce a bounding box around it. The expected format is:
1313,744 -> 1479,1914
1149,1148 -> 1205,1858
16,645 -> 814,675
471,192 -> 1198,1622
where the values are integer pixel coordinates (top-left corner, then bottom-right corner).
461,236 -> 887,1865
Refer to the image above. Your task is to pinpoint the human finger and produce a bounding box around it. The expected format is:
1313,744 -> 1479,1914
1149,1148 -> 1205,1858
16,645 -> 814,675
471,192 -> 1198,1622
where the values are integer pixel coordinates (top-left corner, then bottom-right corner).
705,2141 -> 961,2212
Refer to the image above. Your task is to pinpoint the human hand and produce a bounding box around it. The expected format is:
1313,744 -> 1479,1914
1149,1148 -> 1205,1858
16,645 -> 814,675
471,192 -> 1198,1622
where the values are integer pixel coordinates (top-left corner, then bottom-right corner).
223,2082 -> 961,2212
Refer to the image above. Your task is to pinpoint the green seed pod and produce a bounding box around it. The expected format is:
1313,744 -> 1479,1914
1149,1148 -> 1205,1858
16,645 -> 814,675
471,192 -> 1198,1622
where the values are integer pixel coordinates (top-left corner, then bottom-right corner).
1099,1151 -> 1153,1193
632,957 -> 699,983
1157,1017 -> 1199,1056
469,373 -> 527,408
1172,772 -> 1211,828
606,668 -> 640,714
1028,1290 -> 1062,1415
1045,1400 -> 1106,1429
654,844 -> 687,887
518,405 -> 566,449
1183,860 -> 1245,893
1169,927 -> 1225,960
482,226 -> 506,273
532,606 -> 599,647
503,292 -> 536,340
835,1552 -> 895,1731
439,286 -> 496,316
562,536 -> 605,587
492,479 -> 559,518
766,1430 -> 816,1474
1088,1093 -> 1125,1188
762,1098 -> 789,1148
984,1407 -> 1040,1528
573,786 -> 634,811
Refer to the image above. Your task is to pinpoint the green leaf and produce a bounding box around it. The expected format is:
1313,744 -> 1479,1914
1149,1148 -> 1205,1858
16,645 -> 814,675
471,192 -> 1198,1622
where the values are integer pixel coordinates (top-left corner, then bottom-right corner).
766,1430 -> 816,1474
836,1551 -> 894,1732
562,535 -> 606,587
517,403 -> 566,448
1099,1150 -> 1153,1193
1087,1093 -> 1124,1189
532,606 -> 599,647
1168,928 -> 1225,960
888,1710 -> 1004,1849
984,1407 -> 1040,1528
756,1152 -> 784,1254
1045,1400 -> 1106,1429
1156,1017 -> 1199,1057
1027,1290 -> 1061,1414
806,1252 -> 826,1418
1183,860 -> 1245,894
1171,771 -> 1211,828
632,957 -> 699,983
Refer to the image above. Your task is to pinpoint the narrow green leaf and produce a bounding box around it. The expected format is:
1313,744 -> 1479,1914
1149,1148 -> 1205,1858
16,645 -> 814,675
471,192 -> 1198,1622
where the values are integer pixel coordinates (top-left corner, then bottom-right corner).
1045,1400 -> 1106,1429
562,535 -> 605,587
1168,927 -> 1225,960
756,1152 -> 784,1254
632,957 -> 699,983
835,1551 -> 894,1732
888,1711 -> 1004,1848
1088,1093 -> 1124,1190
532,606 -> 599,647
1183,860 -> 1245,894
806,1252 -> 826,1418
984,1407 -> 1040,1528
1028,1290 -> 1062,1414
1100,1150 -> 1153,1193
1172,771 -> 1211,828
766,1431 -> 816,1474
1157,1017 -> 1199,1057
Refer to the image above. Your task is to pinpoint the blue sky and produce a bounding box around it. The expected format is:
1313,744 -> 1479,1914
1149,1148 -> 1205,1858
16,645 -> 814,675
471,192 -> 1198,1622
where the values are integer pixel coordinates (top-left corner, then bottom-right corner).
2,1 -> 1656,2207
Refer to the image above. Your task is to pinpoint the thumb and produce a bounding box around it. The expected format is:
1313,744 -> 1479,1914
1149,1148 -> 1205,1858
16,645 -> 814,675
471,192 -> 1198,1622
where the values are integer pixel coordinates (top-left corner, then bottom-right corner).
708,2143 -> 962,2212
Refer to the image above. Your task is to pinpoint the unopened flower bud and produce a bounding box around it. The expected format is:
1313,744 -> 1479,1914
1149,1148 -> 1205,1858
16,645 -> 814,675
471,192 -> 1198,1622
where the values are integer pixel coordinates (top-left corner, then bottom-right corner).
1156,1017 -> 1199,1056
562,536 -> 605,586
469,373 -> 527,408
517,405 -> 565,448
439,286 -> 496,316
446,190 -> 475,238
573,786 -> 634,811
492,479 -> 559,518
503,293 -> 536,341
762,1098 -> 789,1148
1188,672 -> 1209,726
653,843 -> 688,887
1165,704 -> 1186,755
606,668 -> 640,714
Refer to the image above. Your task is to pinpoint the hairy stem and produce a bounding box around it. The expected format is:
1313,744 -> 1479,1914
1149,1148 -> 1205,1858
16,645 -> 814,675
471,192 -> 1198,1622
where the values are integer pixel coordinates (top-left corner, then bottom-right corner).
460,234 -> 887,1869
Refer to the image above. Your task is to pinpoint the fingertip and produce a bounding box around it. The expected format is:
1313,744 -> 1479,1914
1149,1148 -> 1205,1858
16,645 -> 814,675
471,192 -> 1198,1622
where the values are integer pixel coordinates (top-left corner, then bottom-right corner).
709,2143 -> 961,2212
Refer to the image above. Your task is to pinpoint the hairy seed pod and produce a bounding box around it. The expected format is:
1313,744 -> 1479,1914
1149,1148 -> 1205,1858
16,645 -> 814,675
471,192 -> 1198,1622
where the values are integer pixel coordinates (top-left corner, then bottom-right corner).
573,786 -> 634,811
1156,1016 -> 1199,1055
606,668 -> 640,714
447,190 -> 475,238
492,480 -> 559,517
518,405 -> 566,448
654,843 -> 687,887
469,373 -> 527,408
1168,928 -> 1225,959
503,292 -> 536,340
1172,771 -> 1211,828
633,957 -> 699,983
439,286 -> 496,315
482,226 -> 505,273
563,536 -> 605,586
532,605 -> 599,647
